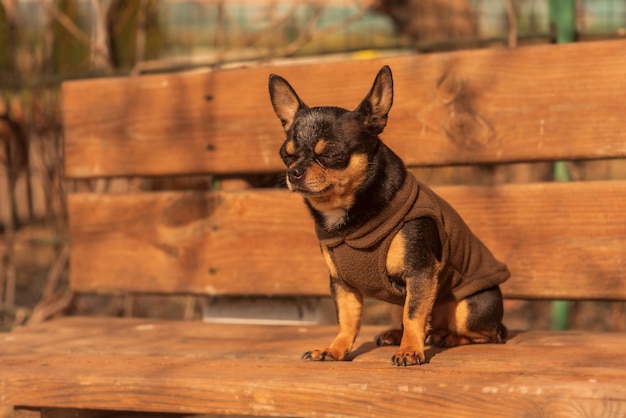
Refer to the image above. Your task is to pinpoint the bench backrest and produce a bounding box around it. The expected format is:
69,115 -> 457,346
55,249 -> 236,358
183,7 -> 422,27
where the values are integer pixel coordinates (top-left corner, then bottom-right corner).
63,40 -> 626,301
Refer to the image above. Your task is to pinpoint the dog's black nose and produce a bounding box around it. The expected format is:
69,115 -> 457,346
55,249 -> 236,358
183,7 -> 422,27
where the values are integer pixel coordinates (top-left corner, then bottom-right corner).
288,166 -> 305,183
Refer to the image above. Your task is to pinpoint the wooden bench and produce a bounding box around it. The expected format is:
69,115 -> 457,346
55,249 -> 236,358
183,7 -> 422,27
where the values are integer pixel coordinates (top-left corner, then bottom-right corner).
1,39 -> 625,417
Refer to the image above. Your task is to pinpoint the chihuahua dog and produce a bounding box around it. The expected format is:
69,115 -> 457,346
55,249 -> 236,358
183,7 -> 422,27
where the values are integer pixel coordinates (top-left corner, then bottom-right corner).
268,66 -> 510,366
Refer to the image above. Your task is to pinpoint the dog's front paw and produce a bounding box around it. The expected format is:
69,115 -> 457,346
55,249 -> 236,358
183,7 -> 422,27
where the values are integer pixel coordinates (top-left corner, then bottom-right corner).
391,348 -> 426,367
302,348 -> 349,361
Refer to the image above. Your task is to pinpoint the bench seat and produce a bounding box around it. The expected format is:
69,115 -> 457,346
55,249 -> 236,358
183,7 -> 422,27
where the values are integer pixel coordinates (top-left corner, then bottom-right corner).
2,317 -> 626,416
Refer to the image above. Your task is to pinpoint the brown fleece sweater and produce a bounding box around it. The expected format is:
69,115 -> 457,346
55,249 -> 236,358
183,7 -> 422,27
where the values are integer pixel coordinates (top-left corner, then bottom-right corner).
316,173 -> 510,306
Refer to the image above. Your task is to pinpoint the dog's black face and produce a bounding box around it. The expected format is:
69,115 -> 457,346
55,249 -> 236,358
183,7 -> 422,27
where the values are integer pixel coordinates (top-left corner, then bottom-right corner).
269,66 -> 395,230
279,108 -> 371,217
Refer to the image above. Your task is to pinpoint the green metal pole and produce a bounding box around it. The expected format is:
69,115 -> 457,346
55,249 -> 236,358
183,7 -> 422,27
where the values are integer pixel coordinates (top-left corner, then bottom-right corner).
549,0 -> 577,43
548,0 -> 576,331
551,163 -> 571,331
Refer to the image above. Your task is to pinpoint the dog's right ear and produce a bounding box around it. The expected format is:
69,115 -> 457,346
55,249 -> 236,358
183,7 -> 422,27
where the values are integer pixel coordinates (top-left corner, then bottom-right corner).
269,74 -> 307,132
355,66 -> 394,135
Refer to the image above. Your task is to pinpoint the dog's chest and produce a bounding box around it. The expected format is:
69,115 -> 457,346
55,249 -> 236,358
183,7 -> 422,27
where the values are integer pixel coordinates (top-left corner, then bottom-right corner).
322,242 -> 406,305
322,209 -> 347,230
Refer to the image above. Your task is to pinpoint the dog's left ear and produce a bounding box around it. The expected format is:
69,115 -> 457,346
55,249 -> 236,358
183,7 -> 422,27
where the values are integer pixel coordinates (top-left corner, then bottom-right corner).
269,74 -> 307,132
355,66 -> 394,135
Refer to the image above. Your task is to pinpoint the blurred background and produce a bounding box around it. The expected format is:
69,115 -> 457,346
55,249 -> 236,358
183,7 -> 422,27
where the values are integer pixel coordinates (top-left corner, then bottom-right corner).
1,0 -> 625,331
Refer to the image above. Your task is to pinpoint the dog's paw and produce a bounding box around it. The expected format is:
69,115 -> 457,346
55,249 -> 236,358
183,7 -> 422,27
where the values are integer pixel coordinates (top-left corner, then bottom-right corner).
426,329 -> 454,347
302,348 -> 349,361
391,348 -> 426,367
375,328 -> 402,346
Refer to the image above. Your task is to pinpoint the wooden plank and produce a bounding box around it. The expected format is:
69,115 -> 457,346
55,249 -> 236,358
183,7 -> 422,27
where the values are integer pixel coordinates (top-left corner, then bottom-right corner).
68,180 -> 626,300
68,189 -> 328,296
63,40 -> 626,178
439,180 -> 626,300
37,408 -> 189,418
1,317 -> 625,416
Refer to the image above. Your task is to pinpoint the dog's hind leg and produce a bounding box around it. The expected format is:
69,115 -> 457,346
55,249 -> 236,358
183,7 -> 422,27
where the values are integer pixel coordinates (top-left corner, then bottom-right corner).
429,286 -> 507,347
375,304 -> 403,346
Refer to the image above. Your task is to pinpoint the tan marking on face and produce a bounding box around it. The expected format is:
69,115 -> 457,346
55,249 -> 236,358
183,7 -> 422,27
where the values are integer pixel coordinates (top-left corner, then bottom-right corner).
314,138 -> 327,155
321,245 -> 338,278
386,232 -> 406,276
305,153 -> 368,213
285,140 -> 296,155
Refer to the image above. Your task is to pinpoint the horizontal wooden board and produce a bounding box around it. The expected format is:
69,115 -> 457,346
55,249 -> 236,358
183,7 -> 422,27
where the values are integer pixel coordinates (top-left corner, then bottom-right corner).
68,180 -> 626,300
69,189 -> 327,296
63,40 -> 626,178
1,317 -> 626,415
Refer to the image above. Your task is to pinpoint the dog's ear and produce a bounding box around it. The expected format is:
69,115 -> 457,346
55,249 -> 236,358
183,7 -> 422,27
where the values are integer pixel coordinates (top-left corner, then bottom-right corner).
355,66 -> 393,135
269,74 -> 307,132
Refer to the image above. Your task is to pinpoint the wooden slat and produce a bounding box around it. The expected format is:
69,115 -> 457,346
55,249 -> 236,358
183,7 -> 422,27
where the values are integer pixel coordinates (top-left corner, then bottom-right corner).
1,317 -> 625,415
438,181 -> 626,300
69,189 -> 328,296
68,180 -> 626,300
63,40 -> 626,178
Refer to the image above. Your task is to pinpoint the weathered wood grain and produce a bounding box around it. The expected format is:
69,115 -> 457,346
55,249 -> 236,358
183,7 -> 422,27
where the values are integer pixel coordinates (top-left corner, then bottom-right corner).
1,317 -> 625,416
63,40 -> 626,178
68,180 -> 626,300
68,189 -> 326,296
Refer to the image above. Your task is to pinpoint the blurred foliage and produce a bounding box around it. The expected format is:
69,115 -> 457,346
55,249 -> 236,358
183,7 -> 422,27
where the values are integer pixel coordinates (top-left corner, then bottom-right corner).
0,5 -> 17,74
108,0 -> 165,70
52,0 -> 90,75
1,0 -> 625,82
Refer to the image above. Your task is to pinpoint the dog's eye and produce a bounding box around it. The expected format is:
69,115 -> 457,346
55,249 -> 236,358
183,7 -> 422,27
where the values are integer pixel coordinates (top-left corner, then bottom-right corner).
318,152 -> 348,169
